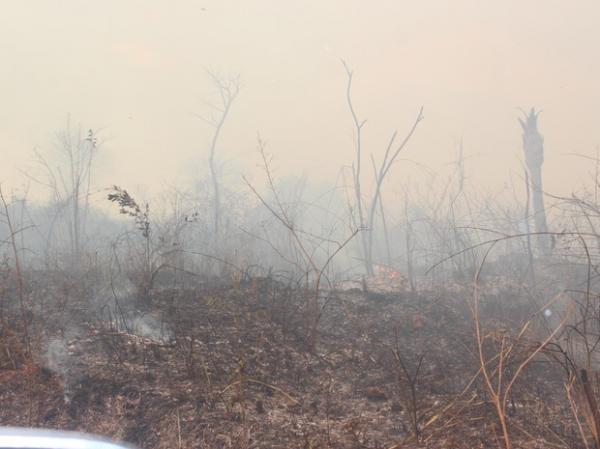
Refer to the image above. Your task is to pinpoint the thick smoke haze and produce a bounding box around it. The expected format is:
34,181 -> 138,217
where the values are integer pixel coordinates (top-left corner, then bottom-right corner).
1,1 -> 599,201
4,4 -> 600,447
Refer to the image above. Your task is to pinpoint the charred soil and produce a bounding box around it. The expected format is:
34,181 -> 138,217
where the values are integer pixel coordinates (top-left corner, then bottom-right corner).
0,278 -> 577,448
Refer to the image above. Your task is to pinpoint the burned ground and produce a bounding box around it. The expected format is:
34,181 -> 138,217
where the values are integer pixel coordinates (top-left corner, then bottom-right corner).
0,274 -> 580,449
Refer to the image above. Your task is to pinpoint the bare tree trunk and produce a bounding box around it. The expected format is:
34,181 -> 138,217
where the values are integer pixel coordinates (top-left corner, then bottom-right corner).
404,195 -> 416,293
209,136 -> 221,238
377,190 -> 392,266
343,61 -> 423,276
519,108 -> 549,254
366,113 -> 423,275
72,179 -> 81,266
523,169 -> 535,284
529,165 -> 549,251
342,61 -> 370,274
200,71 -> 239,245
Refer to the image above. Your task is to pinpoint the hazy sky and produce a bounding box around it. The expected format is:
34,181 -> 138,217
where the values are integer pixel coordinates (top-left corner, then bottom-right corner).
1,1 -> 599,203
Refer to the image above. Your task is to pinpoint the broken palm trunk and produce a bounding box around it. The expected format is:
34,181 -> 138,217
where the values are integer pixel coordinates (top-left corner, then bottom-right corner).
519,108 -> 550,254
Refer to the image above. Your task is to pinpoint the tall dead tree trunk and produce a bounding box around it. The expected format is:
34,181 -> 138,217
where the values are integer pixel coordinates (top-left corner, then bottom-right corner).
198,71 -> 239,243
519,108 -> 550,254
343,61 -> 423,276
342,62 -> 370,274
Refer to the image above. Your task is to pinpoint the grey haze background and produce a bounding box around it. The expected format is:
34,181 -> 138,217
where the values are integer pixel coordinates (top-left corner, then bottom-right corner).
1,1 -> 599,202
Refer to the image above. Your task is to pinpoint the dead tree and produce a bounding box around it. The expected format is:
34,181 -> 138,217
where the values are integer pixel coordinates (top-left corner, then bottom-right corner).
343,61 -> 423,275
197,71 -> 240,241
29,117 -> 99,268
519,108 -> 549,253
343,62 -> 369,274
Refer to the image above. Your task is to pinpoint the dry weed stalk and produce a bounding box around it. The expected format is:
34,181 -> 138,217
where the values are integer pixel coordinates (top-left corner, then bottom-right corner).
471,241 -> 572,449
565,372 -> 593,449
392,327 -> 424,440
108,186 -> 181,301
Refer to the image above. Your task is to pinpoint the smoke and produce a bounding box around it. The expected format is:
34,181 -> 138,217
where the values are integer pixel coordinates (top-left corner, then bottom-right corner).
45,337 -> 79,403
130,314 -> 173,343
